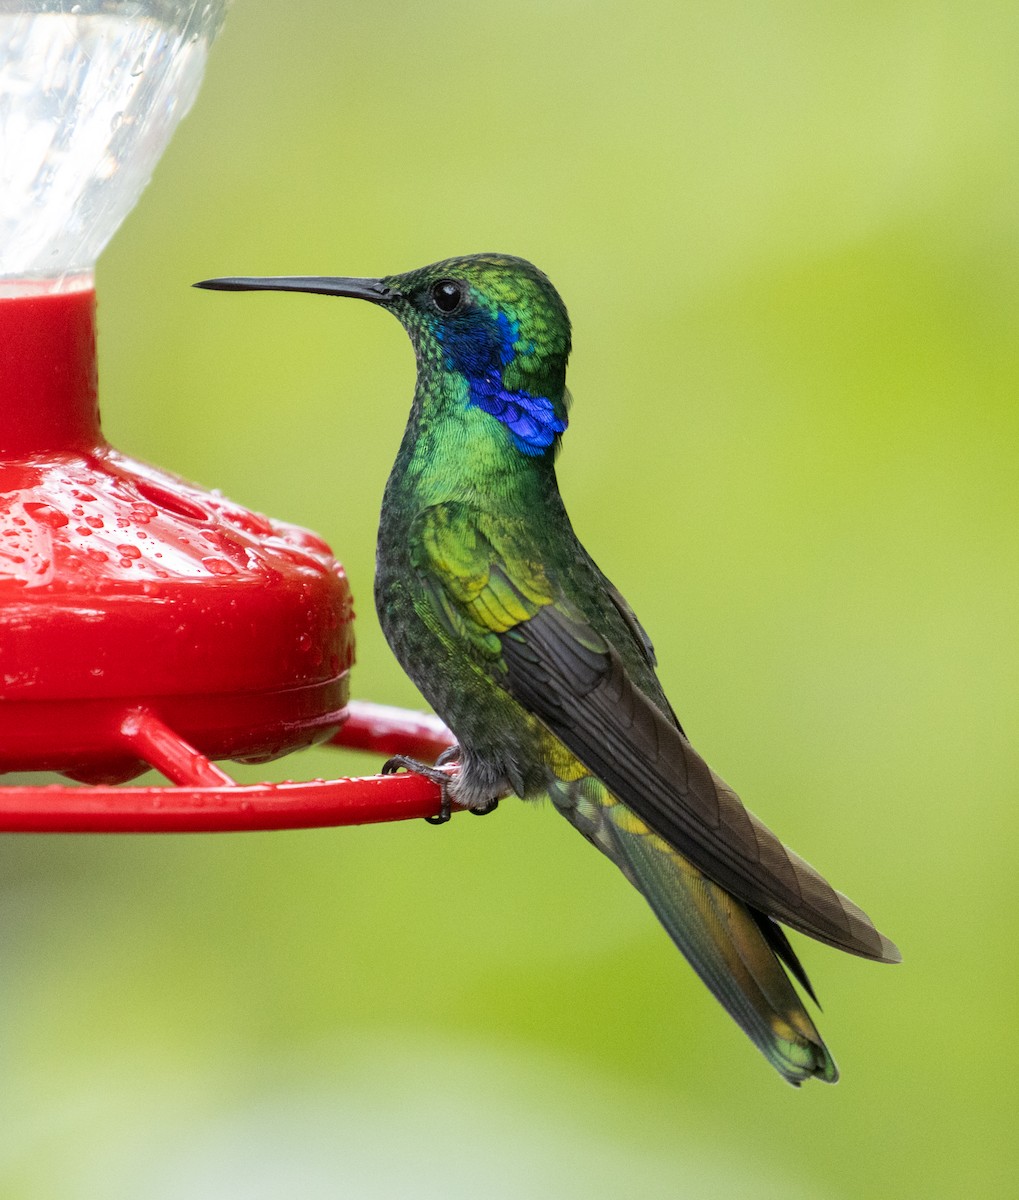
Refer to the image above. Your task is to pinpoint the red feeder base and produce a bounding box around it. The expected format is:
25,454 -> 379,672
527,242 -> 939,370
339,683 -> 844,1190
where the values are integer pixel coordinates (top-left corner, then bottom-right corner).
0,701 -> 456,832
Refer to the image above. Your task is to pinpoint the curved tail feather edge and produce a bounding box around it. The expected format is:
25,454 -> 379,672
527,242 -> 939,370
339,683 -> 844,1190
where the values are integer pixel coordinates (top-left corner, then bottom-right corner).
554,776 -> 839,1085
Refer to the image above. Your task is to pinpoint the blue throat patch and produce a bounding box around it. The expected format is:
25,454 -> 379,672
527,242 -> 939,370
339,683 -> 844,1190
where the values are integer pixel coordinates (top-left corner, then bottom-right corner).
436,308 -> 567,454
467,376 -> 567,455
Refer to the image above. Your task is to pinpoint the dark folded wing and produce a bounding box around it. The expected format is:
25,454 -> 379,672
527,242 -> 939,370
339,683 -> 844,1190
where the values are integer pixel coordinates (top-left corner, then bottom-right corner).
500,604 -> 900,963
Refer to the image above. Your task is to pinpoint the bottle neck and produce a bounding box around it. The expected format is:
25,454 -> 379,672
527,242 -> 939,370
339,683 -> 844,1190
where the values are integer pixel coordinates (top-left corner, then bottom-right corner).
0,282 -> 103,458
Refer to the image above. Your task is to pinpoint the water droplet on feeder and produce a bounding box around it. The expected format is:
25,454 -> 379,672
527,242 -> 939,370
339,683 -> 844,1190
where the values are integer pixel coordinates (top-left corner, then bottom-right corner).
201,556 -> 236,576
23,502 -> 68,529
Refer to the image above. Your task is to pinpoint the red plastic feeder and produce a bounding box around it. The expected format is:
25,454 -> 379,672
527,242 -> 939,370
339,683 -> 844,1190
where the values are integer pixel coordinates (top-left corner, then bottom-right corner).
0,285 -> 453,831
1,0 -> 451,830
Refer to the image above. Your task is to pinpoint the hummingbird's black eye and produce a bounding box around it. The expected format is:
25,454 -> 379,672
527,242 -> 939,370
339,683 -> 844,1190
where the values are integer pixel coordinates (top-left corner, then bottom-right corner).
431,280 -> 465,314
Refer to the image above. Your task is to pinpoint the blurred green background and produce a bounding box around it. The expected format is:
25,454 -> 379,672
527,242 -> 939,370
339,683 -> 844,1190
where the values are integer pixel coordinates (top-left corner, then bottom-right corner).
2,1 -> 1017,1196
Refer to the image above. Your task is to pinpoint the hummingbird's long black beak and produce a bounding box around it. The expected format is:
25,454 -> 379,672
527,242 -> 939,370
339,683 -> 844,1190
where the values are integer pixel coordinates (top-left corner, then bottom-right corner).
192,276 -> 400,304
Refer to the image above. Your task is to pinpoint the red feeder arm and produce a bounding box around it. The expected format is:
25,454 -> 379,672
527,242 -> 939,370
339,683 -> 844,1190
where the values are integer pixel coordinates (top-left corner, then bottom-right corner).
0,285 -> 454,830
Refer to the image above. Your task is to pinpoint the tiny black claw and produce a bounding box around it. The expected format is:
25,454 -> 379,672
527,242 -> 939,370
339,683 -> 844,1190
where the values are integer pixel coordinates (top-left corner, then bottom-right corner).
470,798 -> 500,817
424,802 -> 452,826
381,754 -> 415,777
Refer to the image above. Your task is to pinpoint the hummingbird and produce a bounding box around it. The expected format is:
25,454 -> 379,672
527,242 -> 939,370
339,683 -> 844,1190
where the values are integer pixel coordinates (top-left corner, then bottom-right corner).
195,254 -> 900,1085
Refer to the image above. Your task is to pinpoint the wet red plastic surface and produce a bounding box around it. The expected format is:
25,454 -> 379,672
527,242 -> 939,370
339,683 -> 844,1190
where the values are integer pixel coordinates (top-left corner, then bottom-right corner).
0,771 -> 448,833
0,287 -> 353,781
0,286 -> 456,828
0,701 -> 456,831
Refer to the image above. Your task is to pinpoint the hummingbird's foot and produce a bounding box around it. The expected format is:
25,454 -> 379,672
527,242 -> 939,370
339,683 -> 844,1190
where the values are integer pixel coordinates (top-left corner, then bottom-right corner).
431,746 -> 500,816
381,752 -> 459,825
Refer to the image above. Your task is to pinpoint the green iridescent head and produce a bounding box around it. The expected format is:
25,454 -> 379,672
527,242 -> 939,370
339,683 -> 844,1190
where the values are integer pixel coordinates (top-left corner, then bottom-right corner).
195,253 -> 573,456
382,254 -> 572,455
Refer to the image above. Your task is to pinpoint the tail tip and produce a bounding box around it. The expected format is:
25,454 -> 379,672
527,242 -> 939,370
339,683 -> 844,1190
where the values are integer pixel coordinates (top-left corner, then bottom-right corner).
879,933 -> 903,964
772,1027 -> 839,1086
